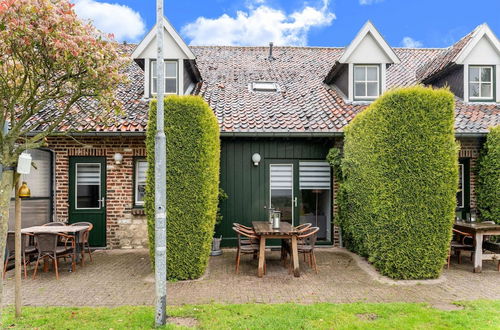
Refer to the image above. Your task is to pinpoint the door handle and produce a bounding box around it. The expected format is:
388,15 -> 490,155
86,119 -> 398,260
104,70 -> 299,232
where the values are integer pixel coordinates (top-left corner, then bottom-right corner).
98,198 -> 105,209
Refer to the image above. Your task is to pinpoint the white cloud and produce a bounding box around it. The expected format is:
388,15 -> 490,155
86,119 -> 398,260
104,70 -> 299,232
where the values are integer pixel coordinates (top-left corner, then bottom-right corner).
359,0 -> 384,5
73,0 -> 146,42
401,36 -> 423,48
181,0 -> 335,46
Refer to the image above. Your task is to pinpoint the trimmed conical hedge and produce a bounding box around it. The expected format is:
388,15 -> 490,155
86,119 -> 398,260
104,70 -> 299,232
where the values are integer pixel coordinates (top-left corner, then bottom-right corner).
341,86 -> 458,279
146,96 -> 220,280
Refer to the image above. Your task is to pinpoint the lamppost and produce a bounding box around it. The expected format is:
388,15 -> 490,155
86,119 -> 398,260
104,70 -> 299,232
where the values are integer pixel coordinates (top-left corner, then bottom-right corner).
154,0 -> 168,326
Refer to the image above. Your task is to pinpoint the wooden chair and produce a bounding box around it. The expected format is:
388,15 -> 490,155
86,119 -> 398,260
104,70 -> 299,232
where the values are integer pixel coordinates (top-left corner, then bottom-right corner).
232,227 -> 263,274
32,232 -> 75,280
294,223 -> 312,232
480,221 -> 500,271
42,222 -> 67,226
70,222 -> 93,265
233,223 -> 259,258
448,228 -> 474,268
284,227 -> 320,274
3,232 -> 37,279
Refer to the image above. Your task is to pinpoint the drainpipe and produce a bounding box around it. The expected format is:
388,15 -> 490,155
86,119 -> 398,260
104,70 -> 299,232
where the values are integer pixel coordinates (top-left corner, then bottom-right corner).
154,0 -> 168,326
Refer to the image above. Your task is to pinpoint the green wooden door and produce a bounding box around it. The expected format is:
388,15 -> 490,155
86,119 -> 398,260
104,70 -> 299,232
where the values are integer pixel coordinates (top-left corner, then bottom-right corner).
69,157 -> 106,247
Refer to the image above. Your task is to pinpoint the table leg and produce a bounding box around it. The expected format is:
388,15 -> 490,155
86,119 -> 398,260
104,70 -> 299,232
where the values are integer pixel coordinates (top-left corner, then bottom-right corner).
473,233 -> 483,273
258,237 -> 266,277
291,235 -> 300,277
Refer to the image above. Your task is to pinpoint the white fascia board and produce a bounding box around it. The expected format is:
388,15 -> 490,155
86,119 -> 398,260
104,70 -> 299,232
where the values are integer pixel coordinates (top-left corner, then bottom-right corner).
455,24 -> 500,64
339,21 -> 400,64
131,17 -> 195,60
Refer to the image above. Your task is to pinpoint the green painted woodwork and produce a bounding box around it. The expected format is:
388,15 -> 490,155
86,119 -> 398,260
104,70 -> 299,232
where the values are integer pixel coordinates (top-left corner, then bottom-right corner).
456,158 -> 471,220
69,156 -> 107,247
218,138 -> 334,247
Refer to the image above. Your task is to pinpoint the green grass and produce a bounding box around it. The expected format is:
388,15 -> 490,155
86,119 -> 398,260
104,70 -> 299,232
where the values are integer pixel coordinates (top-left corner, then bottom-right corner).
2,300 -> 499,329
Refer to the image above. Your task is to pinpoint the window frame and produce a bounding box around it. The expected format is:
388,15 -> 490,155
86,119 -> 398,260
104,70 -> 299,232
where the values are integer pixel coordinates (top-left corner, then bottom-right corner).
133,158 -> 148,208
456,158 -> 470,220
150,59 -> 178,96
468,65 -> 495,101
353,64 -> 381,101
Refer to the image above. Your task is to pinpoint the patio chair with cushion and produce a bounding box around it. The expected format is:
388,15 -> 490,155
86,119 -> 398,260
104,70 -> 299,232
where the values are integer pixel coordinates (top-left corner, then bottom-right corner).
232,226 -> 263,274
233,223 -> 259,259
3,232 -> 37,279
32,232 -> 76,280
280,223 -> 312,263
448,228 -> 474,268
70,222 -> 93,265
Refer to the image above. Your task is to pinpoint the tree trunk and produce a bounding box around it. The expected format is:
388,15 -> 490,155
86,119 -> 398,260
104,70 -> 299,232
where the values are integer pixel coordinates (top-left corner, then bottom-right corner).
0,169 -> 15,316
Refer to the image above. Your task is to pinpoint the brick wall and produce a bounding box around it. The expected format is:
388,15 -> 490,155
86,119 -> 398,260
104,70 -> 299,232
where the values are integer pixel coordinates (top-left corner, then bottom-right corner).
47,135 -> 147,249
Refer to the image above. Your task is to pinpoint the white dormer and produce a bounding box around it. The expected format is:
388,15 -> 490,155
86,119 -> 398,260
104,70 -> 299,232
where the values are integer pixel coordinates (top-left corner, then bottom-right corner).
131,17 -> 200,98
338,21 -> 400,102
454,24 -> 500,103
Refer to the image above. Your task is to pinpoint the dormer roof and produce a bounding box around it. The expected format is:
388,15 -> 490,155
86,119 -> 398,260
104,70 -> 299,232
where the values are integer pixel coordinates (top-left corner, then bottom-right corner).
417,24 -> 500,82
338,21 -> 400,64
131,17 -> 196,60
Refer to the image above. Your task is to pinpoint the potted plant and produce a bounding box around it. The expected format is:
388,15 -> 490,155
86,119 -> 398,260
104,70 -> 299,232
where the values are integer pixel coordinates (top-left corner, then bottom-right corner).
211,188 -> 228,256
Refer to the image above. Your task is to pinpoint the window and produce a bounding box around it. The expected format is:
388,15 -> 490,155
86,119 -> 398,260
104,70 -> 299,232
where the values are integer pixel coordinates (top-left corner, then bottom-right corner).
251,82 -> 279,92
135,160 -> 148,206
354,65 -> 380,100
469,66 -> 494,100
151,60 -> 177,95
457,163 -> 464,208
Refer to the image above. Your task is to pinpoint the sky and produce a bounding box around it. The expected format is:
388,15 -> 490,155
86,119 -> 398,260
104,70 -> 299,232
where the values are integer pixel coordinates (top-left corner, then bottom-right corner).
72,0 -> 500,48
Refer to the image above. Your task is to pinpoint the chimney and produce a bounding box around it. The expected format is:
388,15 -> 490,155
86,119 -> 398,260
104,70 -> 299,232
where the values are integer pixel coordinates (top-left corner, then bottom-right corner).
268,42 -> 275,61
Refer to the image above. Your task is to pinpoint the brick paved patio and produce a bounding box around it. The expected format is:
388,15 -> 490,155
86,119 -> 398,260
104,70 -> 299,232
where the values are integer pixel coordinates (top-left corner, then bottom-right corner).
2,248 -> 499,307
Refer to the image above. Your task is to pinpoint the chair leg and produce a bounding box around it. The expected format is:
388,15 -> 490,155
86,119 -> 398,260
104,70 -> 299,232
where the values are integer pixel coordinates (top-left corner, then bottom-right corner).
87,244 -> 93,262
3,260 -> 8,279
32,258 -> 41,279
235,250 -> 241,274
312,251 -> 318,274
457,250 -> 462,264
23,258 -> 28,279
54,257 -> 59,280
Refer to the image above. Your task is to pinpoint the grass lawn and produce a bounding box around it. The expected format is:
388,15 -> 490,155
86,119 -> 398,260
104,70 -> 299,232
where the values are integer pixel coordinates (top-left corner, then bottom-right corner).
2,300 -> 499,329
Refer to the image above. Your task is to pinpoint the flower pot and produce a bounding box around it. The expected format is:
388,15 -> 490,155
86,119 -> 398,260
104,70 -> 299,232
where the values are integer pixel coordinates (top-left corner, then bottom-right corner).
211,236 -> 223,256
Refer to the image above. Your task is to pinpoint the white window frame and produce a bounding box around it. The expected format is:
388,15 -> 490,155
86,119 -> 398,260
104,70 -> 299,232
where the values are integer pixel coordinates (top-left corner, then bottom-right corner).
135,159 -> 148,206
468,65 -> 494,101
151,60 -> 178,96
75,163 -> 101,210
353,64 -> 380,100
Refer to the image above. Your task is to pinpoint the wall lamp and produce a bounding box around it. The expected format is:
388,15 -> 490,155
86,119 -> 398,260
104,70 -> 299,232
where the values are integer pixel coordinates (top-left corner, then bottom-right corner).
114,153 -> 124,165
252,153 -> 261,166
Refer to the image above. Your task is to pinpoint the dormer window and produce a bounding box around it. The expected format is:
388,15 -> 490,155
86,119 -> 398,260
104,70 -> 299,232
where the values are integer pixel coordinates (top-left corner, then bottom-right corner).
354,65 -> 380,100
151,60 -> 178,95
469,66 -> 494,101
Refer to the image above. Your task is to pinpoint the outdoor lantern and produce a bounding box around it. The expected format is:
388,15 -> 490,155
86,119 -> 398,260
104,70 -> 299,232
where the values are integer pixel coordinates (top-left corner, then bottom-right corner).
18,181 -> 31,199
114,152 -> 123,165
252,153 -> 261,166
17,152 -> 32,174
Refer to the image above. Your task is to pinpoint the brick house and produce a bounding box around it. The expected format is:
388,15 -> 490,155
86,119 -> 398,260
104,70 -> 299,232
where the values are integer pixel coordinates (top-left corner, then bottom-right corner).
15,19 -> 499,249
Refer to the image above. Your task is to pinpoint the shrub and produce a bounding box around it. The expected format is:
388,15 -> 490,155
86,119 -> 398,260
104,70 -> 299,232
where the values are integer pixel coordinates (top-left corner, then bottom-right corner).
341,86 -> 458,279
145,96 -> 220,280
476,126 -> 500,224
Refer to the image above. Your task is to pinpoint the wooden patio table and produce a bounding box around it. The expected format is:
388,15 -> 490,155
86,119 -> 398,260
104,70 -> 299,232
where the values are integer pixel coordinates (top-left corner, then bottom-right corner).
453,221 -> 500,273
252,221 -> 300,278
21,225 -> 89,271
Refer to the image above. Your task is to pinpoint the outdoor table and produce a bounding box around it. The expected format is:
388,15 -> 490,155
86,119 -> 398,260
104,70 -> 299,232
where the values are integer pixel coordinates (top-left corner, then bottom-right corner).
453,221 -> 500,273
21,225 -> 89,271
252,221 -> 300,278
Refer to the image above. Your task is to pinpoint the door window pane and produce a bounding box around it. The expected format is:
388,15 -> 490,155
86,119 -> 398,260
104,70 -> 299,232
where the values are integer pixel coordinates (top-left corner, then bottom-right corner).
76,164 -> 100,209
299,161 -> 331,241
135,160 -> 148,205
457,164 -> 464,208
270,164 -> 293,224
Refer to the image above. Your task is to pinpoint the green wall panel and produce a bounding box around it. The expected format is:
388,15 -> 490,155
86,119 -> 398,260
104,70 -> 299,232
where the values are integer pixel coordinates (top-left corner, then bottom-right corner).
218,137 -> 334,247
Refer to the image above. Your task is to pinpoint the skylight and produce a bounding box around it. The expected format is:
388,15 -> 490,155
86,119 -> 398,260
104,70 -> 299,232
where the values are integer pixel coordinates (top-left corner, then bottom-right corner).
251,82 -> 279,92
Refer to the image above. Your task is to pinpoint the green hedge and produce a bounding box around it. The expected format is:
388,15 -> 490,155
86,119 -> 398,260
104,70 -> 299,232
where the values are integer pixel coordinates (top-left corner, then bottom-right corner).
341,86 -> 458,279
476,126 -> 500,224
145,96 -> 220,280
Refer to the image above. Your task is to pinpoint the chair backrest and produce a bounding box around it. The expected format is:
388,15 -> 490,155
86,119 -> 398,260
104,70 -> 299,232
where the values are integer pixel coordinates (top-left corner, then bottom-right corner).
70,222 -> 93,242
233,223 -> 253,231
295,223 -> 312,232
232,227 -> 258,247
43,222 -> 66,227
34,233 -> 59,255
298,227 -> 320,247
482,221 -> 495,224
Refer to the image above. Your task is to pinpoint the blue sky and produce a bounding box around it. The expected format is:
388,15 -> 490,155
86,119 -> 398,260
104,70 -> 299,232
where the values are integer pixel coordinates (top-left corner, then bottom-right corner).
73,0 -> 500,48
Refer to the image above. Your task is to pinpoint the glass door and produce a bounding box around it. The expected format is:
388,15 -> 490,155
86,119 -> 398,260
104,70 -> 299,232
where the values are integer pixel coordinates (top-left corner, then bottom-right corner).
269,163 -> 295,225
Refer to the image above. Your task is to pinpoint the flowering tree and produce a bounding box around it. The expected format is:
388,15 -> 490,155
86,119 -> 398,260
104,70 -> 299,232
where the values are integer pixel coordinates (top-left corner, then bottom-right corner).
0,0 -> 127,305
